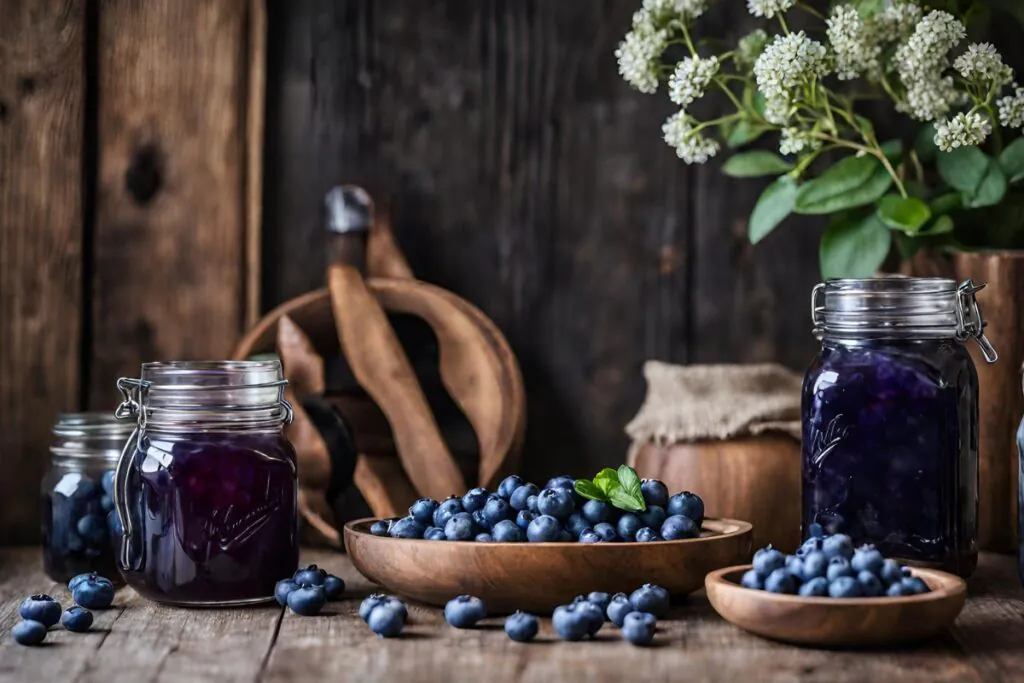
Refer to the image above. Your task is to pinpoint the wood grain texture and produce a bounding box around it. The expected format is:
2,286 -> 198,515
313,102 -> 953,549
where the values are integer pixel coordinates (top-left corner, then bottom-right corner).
89,0 -> 254,408
3,547 -> 1024,682
0,0 -> 84,544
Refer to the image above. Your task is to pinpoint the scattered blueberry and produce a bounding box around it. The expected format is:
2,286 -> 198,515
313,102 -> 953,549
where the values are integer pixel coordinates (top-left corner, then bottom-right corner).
666,492 -> 704,525
475,533 -> 493,542
798,577 -> 829,597
851,545 -> 885,575
526,515 -> 561,542
635,527 -> 660,542
574,599 -> 605,637
368,604 -> 406,637
433,497 -> 465,528
638,505 -> 666,531
640,479 -> 669,507
294,564 -> 328,586
19,595 -> 62,627
552,603 -> 590,641
828,576 -> 863,598
424,527 -> 447,541
857,570 -> 884,597
492,519 -> 525,543
581,500 -> 612,525
822,533 -> 854,561
287,584 -> 327,616
275,579 -> 299,606
660,514 -> 699,540
409,498 -> 439,526
389,516 -> 426,539
444,595 -> 487,628
462,488 -> 490,513
616,513 -> 643,542
764,568 -> 797,594
537,488 -> 574,518
621,612 -> 657,646
483,496 -> 515,526
740,569 -> 763,589
629,584 -> 670,618
587,591 -> 611,614
592,522 -> 619,542
359,593 -> 387,622
515,510 -> 536,531
69,572 -> 110,593
323,574 -> 345,600
444,513 -> 476,541
606,593 -> 633,626
497,475 -> 525,500
73,576 -> 114,609
578,529 -> 603,543
62,606 -> 93,632
504,611 -> 539,642
509,484 -> 539,511
826,557 -> 854,582
11,620 -> 47,646
752,546 -> 786,576
370,520 -> 391,536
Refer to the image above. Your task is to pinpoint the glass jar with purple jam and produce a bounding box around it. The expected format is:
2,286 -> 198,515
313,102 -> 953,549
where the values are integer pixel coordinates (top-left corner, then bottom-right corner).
802,278 -> 997,578
113,360 -> 298,606
41,413 -> 132,583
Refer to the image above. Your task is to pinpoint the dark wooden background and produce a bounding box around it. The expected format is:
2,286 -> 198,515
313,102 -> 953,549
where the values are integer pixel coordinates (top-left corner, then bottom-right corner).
4,0 -> 1020,542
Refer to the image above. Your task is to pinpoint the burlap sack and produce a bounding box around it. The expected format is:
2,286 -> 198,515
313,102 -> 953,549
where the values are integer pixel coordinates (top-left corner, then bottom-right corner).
625,361 -> 803,448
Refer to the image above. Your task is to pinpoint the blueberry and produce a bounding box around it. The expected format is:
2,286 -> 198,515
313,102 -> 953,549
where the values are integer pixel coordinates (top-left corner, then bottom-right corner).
621,612 -> 656,646
475,533 -> 493,542
433,497 -> 465,528
752,546 -> 786,576
67,531 -> 85,552
101,469 -> 116,496
483,496 -> 514,526
592,522 -> 619,542
389,516 -> 426,539
573,599 -> 604,637
423,526 -> 447,541
62,606 -> 93,632
564,512 -> 588,538
370,520 -> 391,536
526,495 -> 539,514
378,596 -> 409,622
879,559 -> 904,586
367,604 -> 406,637
68,572 -> 111,593
73,577 -> 115,609
616,513 -> 643,541
666,492 -> 704,525
294,564 -> 328,586
287,584 -> 327,616
638,505 -> 666,531
808,522 -> 825,538
515,510 -> 536,531
828,576 -> 863,598
509,483 -> 539,511
900,576 -> 930,595
801,551 -> 828,580
11,620 -> 47,646
444,513 -> 476,541
635,527 -> 660,542
764,569 -> 798,594
606,593 -> 633,626
323,574 -> 345,600
587,591 -> 611,614
359,593 -> 387,622
886,582 -> 910,597
798,577 -> 829,597
581,500 -> 612,525
409,498 -> 439,526
578,529 -> 603,543
640,479 -> 669,507
472,509 -> 491,531
504,611 -> 539,642
497,475 -> 525,499
629,584 -> 670,618
740,569 -> 763,590
557,529 -> 573,542
785,555 -> 805,580
100,495 -> 114,513
537,488 -> 574,518
826,557 -> 854,582
857,571 -> 883,597
822,533 -> 854,560
77,514 -> 107,544
796,537 -> 823,557
545,476 -> 575,491
19,594 -> 62,627
462,487 -> 490,513
660,515 -> 699,540
444,595 -> 487,628
526,515 -> 561,542
552,603 -> 590,641
275,579 -> 299,606
851,545 -> 885,575
492,519 -> 525,542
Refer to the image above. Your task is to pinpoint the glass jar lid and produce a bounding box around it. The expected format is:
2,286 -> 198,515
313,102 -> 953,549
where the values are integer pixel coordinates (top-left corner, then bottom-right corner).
811,277 -> 997,362
51,412 -> 135,462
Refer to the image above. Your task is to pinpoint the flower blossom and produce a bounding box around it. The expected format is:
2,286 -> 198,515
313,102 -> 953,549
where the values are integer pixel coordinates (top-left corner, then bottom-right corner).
869,1 -> 922,43
662,111 -> 720,164
893,10 -> 966,120
746,0 -> 795,19
616,20 -> 668,94
753,31 -> 829,124
997,86 -> 1024,129
669,55 -> 720,107
954,43 -> 1013,89
827,5 -> 881,80
779,127 -> 821,156
933,112 -> 990,152
643,0 -> 711,23
736,29 -> 769,67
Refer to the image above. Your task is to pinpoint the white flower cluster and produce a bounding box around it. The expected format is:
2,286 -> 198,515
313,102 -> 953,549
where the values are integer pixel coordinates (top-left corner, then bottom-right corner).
827,5 -> 880,80
642,0 -> 710,23
662,111 -> 720,164
953,43 -> 1013,89
998,86 -> 1024,129
736,29 -> 769,67
616,19 -> 668,94
779,127 -> 821,156
753,31 -> 830,124
933,112 -> 991,152
746,0 -> 795,19
869,1 -> 922,43
893,11 -> 965,120
669,55 -> 720,107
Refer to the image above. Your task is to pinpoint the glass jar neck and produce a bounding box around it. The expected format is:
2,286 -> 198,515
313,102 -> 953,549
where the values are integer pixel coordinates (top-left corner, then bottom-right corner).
51,412 -> 134,464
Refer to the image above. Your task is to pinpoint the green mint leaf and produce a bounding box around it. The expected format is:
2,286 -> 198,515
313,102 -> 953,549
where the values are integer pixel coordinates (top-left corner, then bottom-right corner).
593,468 -> 620,496
617,465 -> 646,512
609,488 -> 646,513
574,479 -> 608,502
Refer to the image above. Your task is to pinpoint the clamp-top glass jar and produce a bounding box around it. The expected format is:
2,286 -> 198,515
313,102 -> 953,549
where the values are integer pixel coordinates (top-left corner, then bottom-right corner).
114,360 -> 298,606
802,278 -> 997,577
42,413 -> 133,583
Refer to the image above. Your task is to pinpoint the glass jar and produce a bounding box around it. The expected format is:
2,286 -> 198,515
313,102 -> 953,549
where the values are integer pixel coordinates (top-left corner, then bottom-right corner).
41,413 -> 133,583
802,278 -> 997,578
113,360 -> 298,606
1017,369 -> 1024,587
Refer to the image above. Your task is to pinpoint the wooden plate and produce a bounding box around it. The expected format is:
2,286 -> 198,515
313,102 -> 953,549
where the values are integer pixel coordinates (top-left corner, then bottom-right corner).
705,564 -> 967,647
345,516 -> 753,614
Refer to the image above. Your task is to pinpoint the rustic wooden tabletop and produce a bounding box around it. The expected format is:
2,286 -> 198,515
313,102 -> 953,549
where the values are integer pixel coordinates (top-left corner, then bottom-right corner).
1,547 -> 1022,683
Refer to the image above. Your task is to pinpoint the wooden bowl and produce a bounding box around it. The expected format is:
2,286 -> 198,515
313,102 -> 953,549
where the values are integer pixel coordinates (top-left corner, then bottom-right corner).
705,564 -> 967,648
344,516 -> 753,613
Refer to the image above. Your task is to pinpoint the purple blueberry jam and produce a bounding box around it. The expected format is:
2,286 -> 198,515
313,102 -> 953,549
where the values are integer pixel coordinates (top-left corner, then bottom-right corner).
118,431 -> 298,605
802,339 -> 979,577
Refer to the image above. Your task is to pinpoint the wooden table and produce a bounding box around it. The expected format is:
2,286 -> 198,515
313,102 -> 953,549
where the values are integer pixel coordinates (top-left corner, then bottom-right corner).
1,548 -> 1022,683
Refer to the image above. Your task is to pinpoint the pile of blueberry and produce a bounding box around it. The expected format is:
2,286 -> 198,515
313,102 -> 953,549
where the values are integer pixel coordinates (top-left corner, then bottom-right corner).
274,564 -> 347,616
43,469 -> 120,581
10,572 -> 116,646
740,529 -> 932,598
370,475 -> 704,543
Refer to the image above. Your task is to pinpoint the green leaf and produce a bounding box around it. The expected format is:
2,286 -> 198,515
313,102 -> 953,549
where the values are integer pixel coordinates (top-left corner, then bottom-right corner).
795,156 -> 893,215
820,212 -> 892,279
967,161 -> 1007,208
593,468 -> 620,496
877,195 -> 931,234
881,139 -> 903,163
999,138 -> 1024,183
914,123 -> 938,163
726,121 -> 770,148
855,115 -> 874,136
617,465 -> 642,496
574,479 -> 608,502
722,151 -> 793,177
937,146 -> 990,194
608,488 -> 646,513
930,192 -> 962,215
922,215 -> 955,235
749,176 -> 798,244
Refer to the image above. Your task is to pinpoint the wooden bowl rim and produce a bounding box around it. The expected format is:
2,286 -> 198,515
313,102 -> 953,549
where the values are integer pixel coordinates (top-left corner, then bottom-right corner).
344,515 -> 753,548
705,563 -> 966,606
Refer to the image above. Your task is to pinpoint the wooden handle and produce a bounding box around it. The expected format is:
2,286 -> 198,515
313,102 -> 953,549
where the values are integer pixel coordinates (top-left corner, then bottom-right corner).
328,264 -> 466,500
325,185 -> 371,272
366,201 -> 414,280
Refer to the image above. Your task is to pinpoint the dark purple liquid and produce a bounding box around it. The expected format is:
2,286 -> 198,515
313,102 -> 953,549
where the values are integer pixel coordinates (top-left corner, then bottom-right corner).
119,431 -> 298,604
802,339 -> 978,577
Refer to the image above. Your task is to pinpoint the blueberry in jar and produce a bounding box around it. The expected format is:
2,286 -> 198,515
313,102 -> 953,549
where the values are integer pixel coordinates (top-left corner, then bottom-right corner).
504,611 -> 539,642
605,593 -> 633,626
629,584 -> 669,618
552,603 -> 590,641
62,606 -> 94,632
537,488 -> 574,518
640,479 -> 669,508
526,515 -> 561,542
461,487 -> 490,513
367,604 -> 406,638
287,585 -> 327,616
73,576 -> 115,610
497,475 -> 525,500
660,515 -> 699,540
617,513 -> 643,542
509,484 -> 539,511
19,595 -> 62,627
409,498 -> 439,526
294,564 -> 328,586
666,492 -> 704,525
492,519 -> 525,543
11,620 -> 47,646
274,579 -> 299,606
621,612 -> 656,646
444,595 -> 487,628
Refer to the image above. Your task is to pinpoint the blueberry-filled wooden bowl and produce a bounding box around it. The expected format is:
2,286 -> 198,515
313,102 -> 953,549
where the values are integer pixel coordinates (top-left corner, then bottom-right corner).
345,516 -> 752,613
705,564 -> 966,648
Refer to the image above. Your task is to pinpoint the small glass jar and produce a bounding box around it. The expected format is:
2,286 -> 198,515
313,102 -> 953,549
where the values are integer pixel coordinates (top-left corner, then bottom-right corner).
1017,368 -> 1024,587
802,278 -> 997,577
41,413 -> 133,583
113,360 -> 298,606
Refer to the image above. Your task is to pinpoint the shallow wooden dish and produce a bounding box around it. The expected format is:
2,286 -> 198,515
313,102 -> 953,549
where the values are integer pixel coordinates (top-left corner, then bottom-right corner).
705,564 -> 967,648
345,516 -> 752,613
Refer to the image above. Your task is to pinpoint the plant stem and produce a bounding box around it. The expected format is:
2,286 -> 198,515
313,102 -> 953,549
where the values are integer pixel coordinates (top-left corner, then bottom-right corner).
690,113 -> 742,135
796,2 -> 826,20
778,14 -> 791,35
810,133 -> 909,198
680,23 -> 697,55
715,78 -> 745,113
